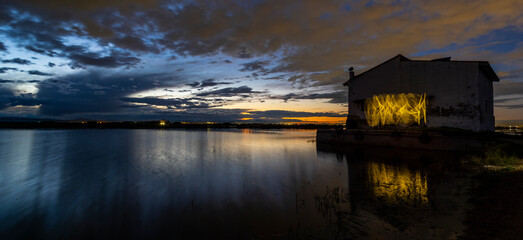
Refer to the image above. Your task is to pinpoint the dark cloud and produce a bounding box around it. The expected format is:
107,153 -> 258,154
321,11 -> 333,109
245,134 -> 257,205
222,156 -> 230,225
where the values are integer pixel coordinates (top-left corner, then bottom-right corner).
8,95 -> 42,107
498,69 -> 523,80
200,79 -> 233,88
200,79 -> 228,87
186,82 -> 200,88
28,70 -> 53,76
186,79 -> 233,88
275,91 -> 347,103
120,104 -> 147,109
495,104 -> 523,109
0,80 -> 15,84
25,46 -> 53,56
34,71 -> 170,116
67,62 -> 84,70
0,88 -> 13,110
0,79 -> 40,84
0,7 -> 13,24
6,17 -> 85,58
69,51 -> 140,68
196,86 -> 261,97
114,36 -> 158,53
494,80 -> 523,97
238,47 -> 251,59
120,97 -> 220,109
2,10 -> 141,69
240,61 -> 268,72
494,96 -> 523,104
0,42 -> 6,51
1,58 -> 33,65
0,67 -> 18,74
48,62 -> 56,67
0,87 -> 41,110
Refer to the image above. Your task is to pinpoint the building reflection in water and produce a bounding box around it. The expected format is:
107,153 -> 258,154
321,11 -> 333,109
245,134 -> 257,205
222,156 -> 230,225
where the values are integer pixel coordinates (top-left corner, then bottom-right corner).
328,143 -> 469,237
367,162 -> 428,204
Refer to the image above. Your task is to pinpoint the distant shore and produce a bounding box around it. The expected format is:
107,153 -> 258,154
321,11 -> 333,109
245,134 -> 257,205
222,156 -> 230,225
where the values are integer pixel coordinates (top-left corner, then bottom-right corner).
0,120 -> 343,130
1,120 -> 522,135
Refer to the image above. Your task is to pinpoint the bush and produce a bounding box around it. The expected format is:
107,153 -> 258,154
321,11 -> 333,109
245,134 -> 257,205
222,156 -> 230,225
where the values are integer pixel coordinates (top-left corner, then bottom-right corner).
484,145 -> 522,166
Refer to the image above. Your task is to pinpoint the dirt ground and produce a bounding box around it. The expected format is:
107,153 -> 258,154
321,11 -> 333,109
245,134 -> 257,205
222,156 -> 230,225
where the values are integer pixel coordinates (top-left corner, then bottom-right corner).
463,170 -> 523,240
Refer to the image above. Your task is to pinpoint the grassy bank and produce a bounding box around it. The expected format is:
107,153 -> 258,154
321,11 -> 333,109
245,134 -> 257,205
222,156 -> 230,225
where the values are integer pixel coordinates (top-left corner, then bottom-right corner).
465,142 -> 523,171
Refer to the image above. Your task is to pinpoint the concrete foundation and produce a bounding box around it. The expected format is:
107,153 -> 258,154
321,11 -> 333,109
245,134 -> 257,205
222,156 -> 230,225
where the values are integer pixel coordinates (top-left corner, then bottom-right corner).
317,129 -> 482,151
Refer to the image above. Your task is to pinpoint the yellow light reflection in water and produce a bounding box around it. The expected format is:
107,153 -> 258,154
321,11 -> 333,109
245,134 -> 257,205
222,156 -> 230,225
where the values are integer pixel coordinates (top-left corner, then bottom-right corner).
367,162 -> 428,204
364,93 -> 426,127
241,129 -> 253,134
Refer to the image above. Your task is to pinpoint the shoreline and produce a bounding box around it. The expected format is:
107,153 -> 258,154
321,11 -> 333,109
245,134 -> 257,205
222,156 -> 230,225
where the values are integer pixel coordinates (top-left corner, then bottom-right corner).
0,121 -> 341,130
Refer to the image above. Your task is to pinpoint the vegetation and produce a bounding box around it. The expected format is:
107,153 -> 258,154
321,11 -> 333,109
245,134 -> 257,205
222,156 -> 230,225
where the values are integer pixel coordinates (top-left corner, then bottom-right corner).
484,145 -> 522,166
467,143 -> 523,171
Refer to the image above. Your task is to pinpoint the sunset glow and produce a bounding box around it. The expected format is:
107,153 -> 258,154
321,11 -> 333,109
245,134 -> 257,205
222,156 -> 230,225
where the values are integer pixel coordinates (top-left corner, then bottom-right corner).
281,116 -> 347,124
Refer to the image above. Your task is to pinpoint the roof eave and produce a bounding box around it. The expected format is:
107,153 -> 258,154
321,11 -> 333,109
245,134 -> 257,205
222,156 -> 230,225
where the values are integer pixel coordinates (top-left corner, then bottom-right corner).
342,54 -> 409,87
479,62 -> 500,82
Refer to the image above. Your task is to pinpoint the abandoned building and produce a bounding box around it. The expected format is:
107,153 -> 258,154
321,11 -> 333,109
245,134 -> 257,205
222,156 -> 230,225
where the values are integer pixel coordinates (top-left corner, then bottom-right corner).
343,54 -> 499,132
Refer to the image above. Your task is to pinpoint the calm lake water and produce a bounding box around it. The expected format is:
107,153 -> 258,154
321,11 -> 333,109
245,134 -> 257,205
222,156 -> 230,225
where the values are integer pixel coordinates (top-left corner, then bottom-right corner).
0,129 -> 519,239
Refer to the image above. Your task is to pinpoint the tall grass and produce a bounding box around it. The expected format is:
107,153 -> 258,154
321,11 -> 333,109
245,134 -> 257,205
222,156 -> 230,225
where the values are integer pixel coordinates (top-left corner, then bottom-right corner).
482,144 -> 522,166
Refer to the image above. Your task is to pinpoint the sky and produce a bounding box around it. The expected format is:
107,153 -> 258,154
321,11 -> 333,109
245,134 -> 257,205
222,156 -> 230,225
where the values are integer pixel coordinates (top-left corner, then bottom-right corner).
0,0 -> 521,123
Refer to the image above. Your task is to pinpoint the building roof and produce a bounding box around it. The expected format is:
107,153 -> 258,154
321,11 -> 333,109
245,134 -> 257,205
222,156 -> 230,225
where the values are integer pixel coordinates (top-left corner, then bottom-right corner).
343,54 -> 500,86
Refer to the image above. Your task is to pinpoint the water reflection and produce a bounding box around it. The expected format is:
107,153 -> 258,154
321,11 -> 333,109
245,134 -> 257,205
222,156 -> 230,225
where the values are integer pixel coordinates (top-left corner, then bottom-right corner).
367,162 -> 428,204
0,129 -> 348,239
323,144 -> 470,239
0,129 -> 486,239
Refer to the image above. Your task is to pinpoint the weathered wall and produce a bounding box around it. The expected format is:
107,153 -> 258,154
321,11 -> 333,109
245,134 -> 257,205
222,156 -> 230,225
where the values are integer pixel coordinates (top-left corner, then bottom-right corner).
348,57 -> 402,122
478,68 -> 495,131
348,59 -> 493,131
403,61 -> 481,131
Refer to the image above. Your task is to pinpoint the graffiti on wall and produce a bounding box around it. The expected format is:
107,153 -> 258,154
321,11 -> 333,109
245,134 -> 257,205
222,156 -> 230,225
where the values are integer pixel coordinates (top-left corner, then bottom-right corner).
365,93 -> 427,127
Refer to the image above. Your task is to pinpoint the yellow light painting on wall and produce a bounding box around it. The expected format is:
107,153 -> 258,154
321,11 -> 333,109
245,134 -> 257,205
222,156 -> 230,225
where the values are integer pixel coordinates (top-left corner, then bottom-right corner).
367,162 -> 428,204
364,93 -> 427,127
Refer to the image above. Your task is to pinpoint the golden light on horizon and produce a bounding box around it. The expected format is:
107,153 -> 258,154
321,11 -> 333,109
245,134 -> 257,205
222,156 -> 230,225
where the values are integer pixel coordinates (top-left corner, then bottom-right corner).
365,93 -> 426,127
240,118 -> 253,121
281,116 -> 346,124
218,99 -> 345,113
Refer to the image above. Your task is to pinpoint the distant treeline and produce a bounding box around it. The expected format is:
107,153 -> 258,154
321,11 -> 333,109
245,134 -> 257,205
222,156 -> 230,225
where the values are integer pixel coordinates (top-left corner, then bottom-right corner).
0,121 -> 343,130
